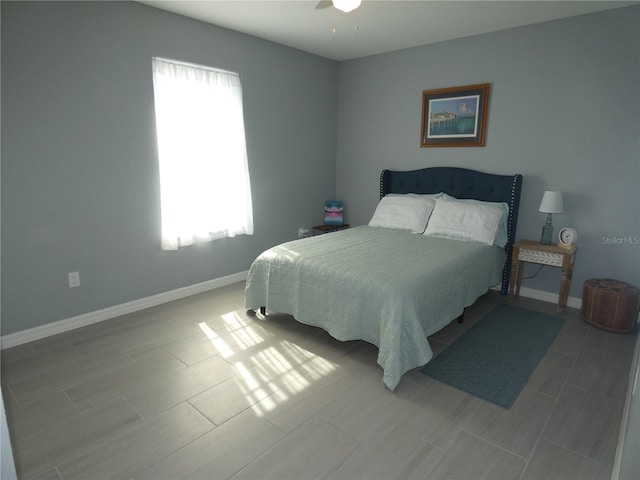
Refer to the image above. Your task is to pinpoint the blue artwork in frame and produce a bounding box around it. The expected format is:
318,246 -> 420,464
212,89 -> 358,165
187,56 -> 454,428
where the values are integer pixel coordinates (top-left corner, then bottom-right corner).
324,200 -> 344,225
420,83 -> 490,147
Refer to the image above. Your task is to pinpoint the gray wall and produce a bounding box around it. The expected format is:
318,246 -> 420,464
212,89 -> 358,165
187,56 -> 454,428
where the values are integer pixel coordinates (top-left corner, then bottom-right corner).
1,1 -> 338,334
336,6 -> 640,300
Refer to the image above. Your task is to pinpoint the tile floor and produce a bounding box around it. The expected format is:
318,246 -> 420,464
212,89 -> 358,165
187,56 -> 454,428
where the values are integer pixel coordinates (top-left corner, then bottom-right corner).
1,282 -> 637,480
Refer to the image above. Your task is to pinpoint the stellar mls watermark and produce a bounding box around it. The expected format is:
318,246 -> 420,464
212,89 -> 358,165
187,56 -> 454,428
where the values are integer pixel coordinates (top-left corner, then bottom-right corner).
602,235 -> 639,245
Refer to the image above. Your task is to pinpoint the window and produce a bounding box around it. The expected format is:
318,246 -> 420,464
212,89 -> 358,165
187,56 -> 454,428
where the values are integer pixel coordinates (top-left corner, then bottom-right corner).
151,57 -> 253,250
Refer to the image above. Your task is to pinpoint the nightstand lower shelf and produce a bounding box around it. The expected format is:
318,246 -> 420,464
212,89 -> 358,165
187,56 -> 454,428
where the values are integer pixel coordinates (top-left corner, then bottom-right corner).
509,240 -> 576,312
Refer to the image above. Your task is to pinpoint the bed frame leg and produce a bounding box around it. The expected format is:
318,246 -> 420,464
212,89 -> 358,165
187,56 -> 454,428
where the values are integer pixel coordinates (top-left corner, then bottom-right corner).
247,307 -> 267,317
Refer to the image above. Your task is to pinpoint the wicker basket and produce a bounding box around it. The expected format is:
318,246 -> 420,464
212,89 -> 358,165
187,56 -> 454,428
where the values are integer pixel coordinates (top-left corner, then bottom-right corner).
581,279 -> 639,333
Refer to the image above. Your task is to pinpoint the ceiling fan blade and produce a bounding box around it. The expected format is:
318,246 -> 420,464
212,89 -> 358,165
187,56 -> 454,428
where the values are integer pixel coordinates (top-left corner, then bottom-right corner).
315,1 -> 332,9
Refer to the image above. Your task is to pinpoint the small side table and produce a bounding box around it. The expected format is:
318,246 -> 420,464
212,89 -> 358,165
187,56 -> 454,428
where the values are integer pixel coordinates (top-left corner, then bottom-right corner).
312,224 -> 349,236
582,279 -> 640,333
509,240 -> 577,312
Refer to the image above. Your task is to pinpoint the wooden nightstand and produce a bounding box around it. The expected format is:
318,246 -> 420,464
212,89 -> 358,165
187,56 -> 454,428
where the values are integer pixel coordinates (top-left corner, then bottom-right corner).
312,224 -> 349,235
509,240 -> 577,312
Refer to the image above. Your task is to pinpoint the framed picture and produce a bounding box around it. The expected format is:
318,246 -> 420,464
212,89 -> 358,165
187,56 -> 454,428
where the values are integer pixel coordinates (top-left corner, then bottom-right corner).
420,83 -> 490,147
324,200 -> 344,225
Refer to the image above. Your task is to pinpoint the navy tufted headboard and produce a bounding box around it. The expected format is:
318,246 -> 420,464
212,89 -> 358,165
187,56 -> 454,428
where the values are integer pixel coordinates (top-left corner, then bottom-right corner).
380,167 -> 523,294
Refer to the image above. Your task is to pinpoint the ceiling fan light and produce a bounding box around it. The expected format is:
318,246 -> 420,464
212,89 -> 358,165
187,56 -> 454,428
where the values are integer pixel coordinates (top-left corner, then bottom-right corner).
333,0 -> 362,13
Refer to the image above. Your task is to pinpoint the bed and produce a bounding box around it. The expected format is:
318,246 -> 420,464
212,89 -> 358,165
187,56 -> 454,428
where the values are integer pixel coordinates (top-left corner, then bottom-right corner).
245,166 -> 522,390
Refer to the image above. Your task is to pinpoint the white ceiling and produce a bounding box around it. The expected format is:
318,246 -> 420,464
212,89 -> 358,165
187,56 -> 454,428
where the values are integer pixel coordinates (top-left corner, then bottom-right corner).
137,1 -> 637,61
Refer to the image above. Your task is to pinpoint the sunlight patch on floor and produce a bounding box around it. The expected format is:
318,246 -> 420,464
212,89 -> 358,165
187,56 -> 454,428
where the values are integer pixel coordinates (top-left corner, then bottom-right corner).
245,341 -> 339,416
199,310 -> 339,416
197,321 -> 234,358
223,312 -> 265,351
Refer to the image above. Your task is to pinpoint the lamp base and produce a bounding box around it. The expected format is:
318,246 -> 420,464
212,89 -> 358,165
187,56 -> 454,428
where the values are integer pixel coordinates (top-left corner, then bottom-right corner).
540,216 -> 554,245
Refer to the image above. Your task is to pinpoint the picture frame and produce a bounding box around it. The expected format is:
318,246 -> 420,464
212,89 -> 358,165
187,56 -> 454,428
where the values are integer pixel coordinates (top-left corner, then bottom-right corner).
420,83 -> 490,147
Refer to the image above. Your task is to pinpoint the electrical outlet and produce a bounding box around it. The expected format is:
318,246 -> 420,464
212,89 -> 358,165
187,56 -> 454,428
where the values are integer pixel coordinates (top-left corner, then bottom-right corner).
68,271 -> 80,288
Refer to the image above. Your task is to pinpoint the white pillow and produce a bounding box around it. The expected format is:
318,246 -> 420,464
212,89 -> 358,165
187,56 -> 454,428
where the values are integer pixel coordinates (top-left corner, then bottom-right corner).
424,198 -> 504,245
369,195 -> 436,233
440,194 -> 509,248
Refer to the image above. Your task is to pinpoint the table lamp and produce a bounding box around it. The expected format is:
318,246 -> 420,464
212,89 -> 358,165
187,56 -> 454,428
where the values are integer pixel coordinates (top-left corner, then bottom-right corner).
538,191 -> 563,244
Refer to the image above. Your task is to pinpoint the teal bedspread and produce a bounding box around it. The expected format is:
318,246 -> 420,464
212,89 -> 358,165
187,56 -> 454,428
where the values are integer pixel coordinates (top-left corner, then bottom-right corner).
244,226 -> 505,390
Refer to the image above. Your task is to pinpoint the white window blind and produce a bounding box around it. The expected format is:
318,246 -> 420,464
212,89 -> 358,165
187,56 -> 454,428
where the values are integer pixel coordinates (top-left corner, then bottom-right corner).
152,57 -> 254,250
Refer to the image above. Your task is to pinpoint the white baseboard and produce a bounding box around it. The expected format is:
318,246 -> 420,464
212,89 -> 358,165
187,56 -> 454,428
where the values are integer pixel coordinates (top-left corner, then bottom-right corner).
491,285 -> 582,310
516,286 -> 582,310
0,271 -> 249,350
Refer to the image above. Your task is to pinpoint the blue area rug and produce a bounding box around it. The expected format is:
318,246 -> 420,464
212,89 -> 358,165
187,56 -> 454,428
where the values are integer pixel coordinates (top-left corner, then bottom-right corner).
421,303 -> 565,408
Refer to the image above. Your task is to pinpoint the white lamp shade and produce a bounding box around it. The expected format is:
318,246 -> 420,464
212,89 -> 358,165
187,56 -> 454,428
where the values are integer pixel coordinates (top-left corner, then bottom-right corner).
333,0 -> 362,13
538,191 -> 564,214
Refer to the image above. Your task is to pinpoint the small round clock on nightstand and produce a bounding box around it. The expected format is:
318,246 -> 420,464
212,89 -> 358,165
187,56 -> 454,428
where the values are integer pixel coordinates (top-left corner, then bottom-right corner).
558,227 -> 577,249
